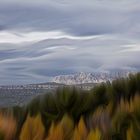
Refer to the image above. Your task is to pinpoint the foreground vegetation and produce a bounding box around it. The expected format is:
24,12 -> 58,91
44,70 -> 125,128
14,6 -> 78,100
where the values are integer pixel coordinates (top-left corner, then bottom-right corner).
0,73 -> 140,140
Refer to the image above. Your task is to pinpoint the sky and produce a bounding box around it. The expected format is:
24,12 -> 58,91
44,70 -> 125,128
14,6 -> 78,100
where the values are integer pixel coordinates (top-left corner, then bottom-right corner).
0,0 -> 140,85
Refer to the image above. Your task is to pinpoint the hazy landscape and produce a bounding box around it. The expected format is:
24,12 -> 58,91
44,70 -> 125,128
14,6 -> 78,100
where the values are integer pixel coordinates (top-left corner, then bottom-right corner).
0,0 -> 140,140
0,71 -> 133,107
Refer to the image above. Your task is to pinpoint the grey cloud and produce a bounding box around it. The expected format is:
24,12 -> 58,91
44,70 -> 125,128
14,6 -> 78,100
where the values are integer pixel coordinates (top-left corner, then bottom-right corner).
0,0 -> 140,84
0,36 -> 139,84
0,1 -> 140,37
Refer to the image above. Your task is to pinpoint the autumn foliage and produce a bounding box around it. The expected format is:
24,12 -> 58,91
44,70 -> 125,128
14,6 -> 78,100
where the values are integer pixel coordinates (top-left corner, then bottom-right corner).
0,73 -> 140,140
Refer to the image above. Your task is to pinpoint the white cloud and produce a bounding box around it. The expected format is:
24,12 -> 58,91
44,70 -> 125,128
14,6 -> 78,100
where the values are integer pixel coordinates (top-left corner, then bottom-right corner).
121,44 -> 140,52
0,31 -> 105,44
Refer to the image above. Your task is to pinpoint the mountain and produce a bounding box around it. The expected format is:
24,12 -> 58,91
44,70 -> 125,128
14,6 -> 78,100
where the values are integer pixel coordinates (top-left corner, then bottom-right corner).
52,71 -> 132,85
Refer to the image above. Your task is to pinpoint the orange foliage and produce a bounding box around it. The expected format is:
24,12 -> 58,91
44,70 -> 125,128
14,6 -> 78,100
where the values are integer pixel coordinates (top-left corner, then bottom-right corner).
0,112 -> 17,140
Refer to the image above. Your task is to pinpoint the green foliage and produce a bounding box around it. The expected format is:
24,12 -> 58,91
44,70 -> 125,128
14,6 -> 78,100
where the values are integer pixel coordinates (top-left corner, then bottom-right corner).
27,95 -> 41,116
0,132 -> 4,140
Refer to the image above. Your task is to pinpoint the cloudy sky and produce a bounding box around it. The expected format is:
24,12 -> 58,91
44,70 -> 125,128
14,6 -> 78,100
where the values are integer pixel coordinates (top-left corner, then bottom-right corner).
0,0 -> 140,84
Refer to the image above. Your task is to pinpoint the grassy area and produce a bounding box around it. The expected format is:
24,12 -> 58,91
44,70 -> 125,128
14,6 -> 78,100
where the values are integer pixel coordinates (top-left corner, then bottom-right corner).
0,73 -> 140,140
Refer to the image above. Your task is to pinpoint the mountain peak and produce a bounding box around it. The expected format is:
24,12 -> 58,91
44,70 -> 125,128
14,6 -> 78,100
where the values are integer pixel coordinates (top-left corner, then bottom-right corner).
52,71 -> 131,85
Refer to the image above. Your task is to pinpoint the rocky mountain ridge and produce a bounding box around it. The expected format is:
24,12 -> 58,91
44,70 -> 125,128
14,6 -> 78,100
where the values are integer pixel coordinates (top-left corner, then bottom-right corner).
52,71 -> 132,85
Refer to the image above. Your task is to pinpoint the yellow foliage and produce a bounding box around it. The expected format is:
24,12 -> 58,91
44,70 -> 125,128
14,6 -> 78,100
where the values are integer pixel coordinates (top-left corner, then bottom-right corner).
46,122 -> 64,140
0,112 -> 17,140
126,125 -> 134,140
130,94 -> 140,112
46,114 -> 74,140
119,99 -> 131,113
106,102 -> 114,115
72,117 -> 88,140
86,128 -> 102,140
61,114 -> 74,139
19,113 -> 45,140
118,94 -> 140,114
